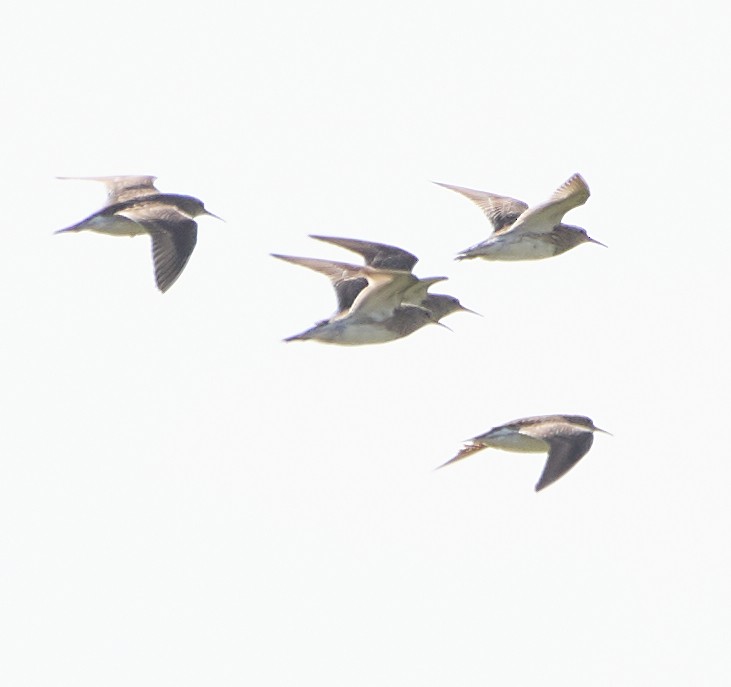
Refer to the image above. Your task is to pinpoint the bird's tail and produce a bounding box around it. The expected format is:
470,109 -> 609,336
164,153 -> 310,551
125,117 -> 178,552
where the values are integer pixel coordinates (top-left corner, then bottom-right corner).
434,442 -> 486,470
283,326 -> 317,342
54,222 -> 84,234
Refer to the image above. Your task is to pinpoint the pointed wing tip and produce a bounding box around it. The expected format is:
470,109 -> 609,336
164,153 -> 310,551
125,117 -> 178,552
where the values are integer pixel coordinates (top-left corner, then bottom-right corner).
574,172 -> 590,192
155,279 -> 173,294
433,181 -> 461,192
562,172 -> 591,198
270,253 -> 312,267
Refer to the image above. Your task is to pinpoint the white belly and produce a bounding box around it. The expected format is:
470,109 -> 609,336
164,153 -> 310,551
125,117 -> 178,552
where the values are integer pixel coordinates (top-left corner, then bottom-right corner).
478,429 -> 548,453
84,214 -> 147,237
474,235 -> 557,261
318,321 -> 402,345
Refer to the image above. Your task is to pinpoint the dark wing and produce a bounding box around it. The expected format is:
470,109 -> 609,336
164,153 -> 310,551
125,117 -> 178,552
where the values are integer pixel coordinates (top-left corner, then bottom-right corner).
309,235 -> 419,271
434,181 -> 529,233
271,255 -> 369,314
58,175 -> 160,206
534,432 -> 594,492
334,278 -> 368,313
119,204 -> 198,292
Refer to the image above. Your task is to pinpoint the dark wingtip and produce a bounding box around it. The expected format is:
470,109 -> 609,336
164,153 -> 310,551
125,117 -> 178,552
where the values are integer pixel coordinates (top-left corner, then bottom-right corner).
155,278 -> 173,294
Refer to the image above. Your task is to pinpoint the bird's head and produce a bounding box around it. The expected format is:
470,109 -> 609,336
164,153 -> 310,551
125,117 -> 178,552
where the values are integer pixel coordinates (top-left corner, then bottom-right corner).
176,195 -> 224,221
423,294 -> 481,320
567,226 -> 606,248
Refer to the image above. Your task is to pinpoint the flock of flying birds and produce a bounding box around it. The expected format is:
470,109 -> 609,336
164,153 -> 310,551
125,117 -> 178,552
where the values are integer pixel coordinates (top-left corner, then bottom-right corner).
56,172 -> 609,492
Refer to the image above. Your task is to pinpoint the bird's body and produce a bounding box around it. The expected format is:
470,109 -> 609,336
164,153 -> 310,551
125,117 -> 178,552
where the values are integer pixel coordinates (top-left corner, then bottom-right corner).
435,174 -> 605,261
457,224 -> 592,261
56,176 -> 221,292
273,255 -> 448,345
437,414 -> 609,491
61,210 -> 147,237
284,305 -> 437,345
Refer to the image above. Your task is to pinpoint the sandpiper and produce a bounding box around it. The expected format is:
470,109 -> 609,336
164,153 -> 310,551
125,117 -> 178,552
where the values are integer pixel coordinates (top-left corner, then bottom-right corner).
302,235 -> 420,317
284,235 -> 476,314
272,254 -> 451,345
435,173 -> 605,261
437,414 -> 609,491
55,175 -> 222,292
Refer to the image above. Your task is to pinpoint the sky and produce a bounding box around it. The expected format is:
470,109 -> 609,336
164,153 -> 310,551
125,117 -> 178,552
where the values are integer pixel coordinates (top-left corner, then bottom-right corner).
2,1 -> 730,685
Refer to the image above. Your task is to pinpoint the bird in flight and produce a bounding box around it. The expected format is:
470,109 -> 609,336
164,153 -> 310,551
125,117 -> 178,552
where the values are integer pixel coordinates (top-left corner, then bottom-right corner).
273,236 -> 475,345
437,414 -> 609,491
435,173 -> 605,261
56,175 -> 222,292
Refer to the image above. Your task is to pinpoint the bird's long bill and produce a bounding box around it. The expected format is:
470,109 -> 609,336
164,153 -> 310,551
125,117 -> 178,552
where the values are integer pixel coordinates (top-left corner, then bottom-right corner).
205,209 -> 225,222
589,237 -> 607,247
594,426 -> 612,435
459,305 -> 482,316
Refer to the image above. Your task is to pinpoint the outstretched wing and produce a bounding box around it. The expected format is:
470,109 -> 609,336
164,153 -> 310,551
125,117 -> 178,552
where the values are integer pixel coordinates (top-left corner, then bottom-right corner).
434,181 -> 529,232
534,431 -> 594,492
271,254 -> 369,314
507,173 -> 590,235
120,204 -> 198,293
309,235 -> 419,271
58,175 -> 160,206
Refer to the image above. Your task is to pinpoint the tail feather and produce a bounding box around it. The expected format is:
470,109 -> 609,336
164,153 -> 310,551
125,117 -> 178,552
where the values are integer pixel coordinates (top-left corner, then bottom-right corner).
54,223 -> 83,234
283,325 -> 319,342
434,442 -> 486,470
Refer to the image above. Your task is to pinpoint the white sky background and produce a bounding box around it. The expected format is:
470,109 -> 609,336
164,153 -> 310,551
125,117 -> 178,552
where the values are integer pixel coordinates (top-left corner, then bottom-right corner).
1,1 -> 730,684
